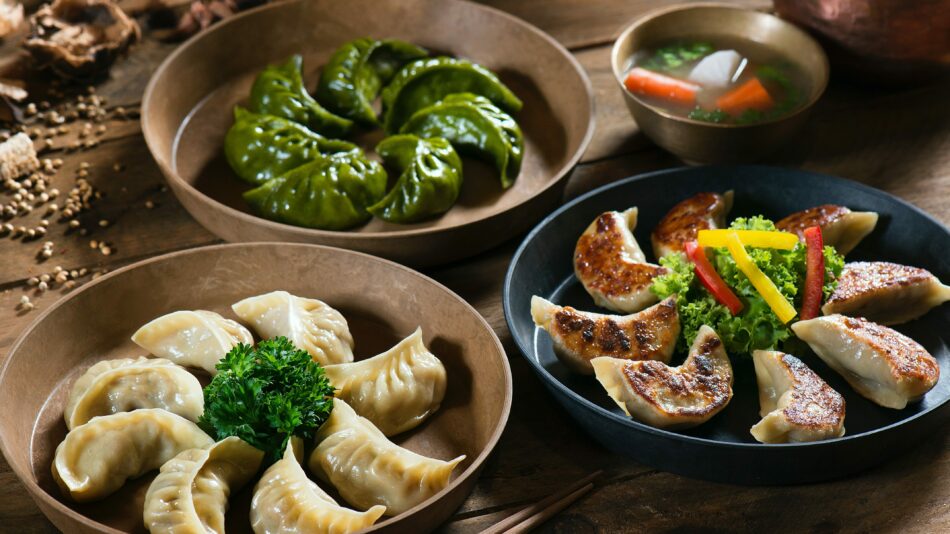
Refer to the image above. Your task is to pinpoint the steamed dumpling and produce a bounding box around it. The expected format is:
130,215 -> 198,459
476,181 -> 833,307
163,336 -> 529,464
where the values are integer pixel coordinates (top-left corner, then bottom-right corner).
132,310 -> 253,375
52,409 -> 213,502
307,400 -> 465,516
750,350 -> 846,444
530,295 -> 680,375
232,291 -> 354,365
144,437 -> 264,534
650,191 -> 733,259
775,205 -> 878,255
792,315 -> 940,409
324,328 -> 446,436
251,437 -> 385,534
590,325 -> 733,429
574,207 -> 668,313
64,357 -> 203,430
822,261 -> 950,325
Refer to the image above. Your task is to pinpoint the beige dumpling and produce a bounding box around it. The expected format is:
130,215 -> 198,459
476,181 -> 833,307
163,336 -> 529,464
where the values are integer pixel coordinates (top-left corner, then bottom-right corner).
822,261 -> 950,325
232,291 -> 354,366
144,437 -> 264,534
590,325 -> 733,429
792,315 -> 940,409
52,409 -> 213,502
775,204 -> 878,255
324,328 -> 446,436
651,190 -> 733,259
573,207 -> 668,313
64,357 -> 203,430
530,295 -> 680,375
750,350 -> 846,444
251,438 -> 385,534
132,310 -> 253,374
307,400 -> 465,516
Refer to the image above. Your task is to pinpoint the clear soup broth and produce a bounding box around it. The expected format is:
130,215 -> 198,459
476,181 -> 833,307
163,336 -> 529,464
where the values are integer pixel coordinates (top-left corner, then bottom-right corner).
624,37 -> 811,125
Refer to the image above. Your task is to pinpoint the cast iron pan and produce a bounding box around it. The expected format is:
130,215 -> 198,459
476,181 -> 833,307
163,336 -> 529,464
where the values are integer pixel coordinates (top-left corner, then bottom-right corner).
503,166 -> 950,485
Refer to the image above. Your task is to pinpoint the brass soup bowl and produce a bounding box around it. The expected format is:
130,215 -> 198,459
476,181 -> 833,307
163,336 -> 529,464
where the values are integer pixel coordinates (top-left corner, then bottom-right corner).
611,4 -> 829,163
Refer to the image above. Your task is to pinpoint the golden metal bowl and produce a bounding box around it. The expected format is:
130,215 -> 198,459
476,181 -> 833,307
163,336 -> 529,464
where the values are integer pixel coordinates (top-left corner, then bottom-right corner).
611,3 -> 829,164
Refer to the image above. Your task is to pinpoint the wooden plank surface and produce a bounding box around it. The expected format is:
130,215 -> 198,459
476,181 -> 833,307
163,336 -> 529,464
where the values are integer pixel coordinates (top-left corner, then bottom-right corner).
1,1 -> 949,533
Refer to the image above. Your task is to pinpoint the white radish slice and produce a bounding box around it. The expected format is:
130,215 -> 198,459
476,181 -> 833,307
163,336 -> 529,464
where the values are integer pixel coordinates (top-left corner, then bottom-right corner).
689,50 -> 742,88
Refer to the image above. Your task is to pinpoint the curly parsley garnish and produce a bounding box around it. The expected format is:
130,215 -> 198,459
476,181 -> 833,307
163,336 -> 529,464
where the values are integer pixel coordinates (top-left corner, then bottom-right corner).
199,337 -> 335,463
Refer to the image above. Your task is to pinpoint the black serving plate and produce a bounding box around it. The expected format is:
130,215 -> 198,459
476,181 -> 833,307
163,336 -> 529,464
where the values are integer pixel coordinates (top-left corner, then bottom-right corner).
503,166 -> 950,485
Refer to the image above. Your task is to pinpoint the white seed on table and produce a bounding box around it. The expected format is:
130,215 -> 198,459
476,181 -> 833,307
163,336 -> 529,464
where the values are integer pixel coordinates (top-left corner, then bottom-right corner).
98,219 -> 109,227
27,277 -> 38,286
68,219 -> 80,229
89,240 -> 98,249
39,274 -> 50,283
37,281 -> 48,291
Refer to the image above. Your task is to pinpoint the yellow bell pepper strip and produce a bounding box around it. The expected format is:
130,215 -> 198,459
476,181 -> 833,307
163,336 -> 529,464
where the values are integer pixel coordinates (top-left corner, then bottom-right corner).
723,231 -> 797,324
697,229 -> 799,250
800,226 -> 825,320
684,240 -> 743,315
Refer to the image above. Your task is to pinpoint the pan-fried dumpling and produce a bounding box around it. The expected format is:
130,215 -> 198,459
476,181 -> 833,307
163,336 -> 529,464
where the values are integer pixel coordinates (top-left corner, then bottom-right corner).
324,328 -> 446,436
64,357 -> 203,430
52,409 -> 213,502
132,310 -> 253,375
590,325 -> 733,429
792,315 -> 940,409
776,205 -> 878,255
144,437 -> 264,534
574,207 -> 668,313
530,295 -> 680,375
232,291 -> 354,366
750,350 -> 846,443
307,400 -> 465,516
251,437 -> 386,534
651,191 -> 733,259
822,261 -> 950,325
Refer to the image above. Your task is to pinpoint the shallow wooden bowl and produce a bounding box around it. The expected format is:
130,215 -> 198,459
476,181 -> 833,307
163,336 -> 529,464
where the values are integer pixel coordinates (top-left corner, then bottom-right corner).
611,3 -> 829,164
0,243 -> 511,533
141,0 -> 594,267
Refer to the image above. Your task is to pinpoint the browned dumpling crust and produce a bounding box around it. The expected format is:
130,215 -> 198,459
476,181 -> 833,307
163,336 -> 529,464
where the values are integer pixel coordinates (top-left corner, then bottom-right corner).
591,325 -> 733,429
574,208 -> 667,314
531,296 -> 680,374
822,261 -> 950,325
792,315 -> 940,409
775,204 -> 878,255
650,191 -> 733,259
750,350 -> 845,444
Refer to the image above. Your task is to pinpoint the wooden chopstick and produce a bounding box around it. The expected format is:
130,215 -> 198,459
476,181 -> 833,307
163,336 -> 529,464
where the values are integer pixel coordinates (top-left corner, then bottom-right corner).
481,470 -> 602,534
503,482 -> 594,533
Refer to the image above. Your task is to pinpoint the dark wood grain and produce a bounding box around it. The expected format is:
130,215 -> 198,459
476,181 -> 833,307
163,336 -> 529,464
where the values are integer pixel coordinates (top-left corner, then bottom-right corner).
1,0 -> 949,532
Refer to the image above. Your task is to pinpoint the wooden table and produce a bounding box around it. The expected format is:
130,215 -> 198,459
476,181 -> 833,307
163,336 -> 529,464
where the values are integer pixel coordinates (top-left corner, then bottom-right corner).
2,1 -> 949,532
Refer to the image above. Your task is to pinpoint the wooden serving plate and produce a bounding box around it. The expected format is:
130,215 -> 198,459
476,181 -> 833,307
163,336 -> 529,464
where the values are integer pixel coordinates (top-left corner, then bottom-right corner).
141,0 -> 594,267
0,243 -> 512,533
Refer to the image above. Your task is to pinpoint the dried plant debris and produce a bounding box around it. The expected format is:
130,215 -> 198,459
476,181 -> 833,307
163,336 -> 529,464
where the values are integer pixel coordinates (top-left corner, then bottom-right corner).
0,132 -> 39,181
0,0 -> 24,40
25,0 -> 141,78
174,0 -> 266,39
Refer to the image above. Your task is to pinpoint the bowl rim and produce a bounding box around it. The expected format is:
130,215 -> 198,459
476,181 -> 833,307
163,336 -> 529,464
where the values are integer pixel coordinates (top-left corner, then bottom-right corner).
0,241 -> 513,533
609,2 -> 830,129
141,0 -> 596,241
503,164 -> 950,452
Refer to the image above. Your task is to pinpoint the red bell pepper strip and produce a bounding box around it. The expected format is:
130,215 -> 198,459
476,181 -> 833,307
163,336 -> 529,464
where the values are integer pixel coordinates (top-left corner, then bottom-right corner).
800,226 -> 825,320
685,240 -> 744,315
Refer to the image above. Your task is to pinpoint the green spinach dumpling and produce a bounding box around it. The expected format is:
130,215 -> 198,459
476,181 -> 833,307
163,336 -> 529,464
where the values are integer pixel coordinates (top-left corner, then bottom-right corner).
250,55 -> 353,137
316,38 -> 428,125
401,93 -> 523,188
368,135 -> 462,224
381,57 -> 522,133
244,150 -> 387,230
224,107 -> 357,185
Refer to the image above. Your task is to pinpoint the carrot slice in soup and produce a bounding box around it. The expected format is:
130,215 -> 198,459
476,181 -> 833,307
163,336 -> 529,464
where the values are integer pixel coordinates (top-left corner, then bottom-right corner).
624,67 -> 699,106
715,77 -> 774,115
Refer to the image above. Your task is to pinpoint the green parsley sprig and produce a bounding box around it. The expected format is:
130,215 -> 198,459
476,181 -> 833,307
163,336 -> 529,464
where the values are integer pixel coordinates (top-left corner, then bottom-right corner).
199,337 -> 335,463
